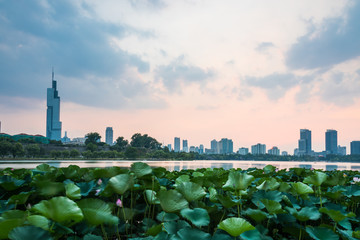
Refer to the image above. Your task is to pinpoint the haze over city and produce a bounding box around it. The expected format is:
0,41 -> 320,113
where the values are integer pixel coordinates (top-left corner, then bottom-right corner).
1,0 -> 360,153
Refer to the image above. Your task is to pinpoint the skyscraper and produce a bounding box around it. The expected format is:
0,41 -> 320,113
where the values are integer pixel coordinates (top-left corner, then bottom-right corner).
251,143 -> 266,155
351,141 -> 360,155
174,137 -> 180,152
325,129 -> 337,154
46,69 -> 62,140
219,138 -> 233,154
182,140 -> 188,152
211,139 -> 218,154
105,127 -> 113,145
298,129 -> 311,155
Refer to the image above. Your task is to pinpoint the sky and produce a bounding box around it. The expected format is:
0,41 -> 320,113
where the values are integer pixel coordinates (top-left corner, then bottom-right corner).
1,0 -> 360,153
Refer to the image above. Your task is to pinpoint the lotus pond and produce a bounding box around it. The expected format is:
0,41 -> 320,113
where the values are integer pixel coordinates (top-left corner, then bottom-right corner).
1,163 -> 360,240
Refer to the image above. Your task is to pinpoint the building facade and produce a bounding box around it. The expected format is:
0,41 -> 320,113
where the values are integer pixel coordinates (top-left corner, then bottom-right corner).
325,129 -> 337,154
182,140 -> 188,152
46,70 -> 62,140
351,141 -> 360,155
298,129 -> 311,155
268,146 -> 280,155
174,137 -> 180,152
238,147 -> 249,155
105,127 -> 114,145
251,143 -> 266,155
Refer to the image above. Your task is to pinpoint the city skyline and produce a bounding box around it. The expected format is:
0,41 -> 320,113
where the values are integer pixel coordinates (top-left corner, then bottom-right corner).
1,1 -> 360,153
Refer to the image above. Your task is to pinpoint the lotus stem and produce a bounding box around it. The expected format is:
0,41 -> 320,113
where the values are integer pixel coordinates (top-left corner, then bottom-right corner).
318,186 -> 322,208
121,195 -> 128,236
299,228 -> 302,240
101,224 -> 108,240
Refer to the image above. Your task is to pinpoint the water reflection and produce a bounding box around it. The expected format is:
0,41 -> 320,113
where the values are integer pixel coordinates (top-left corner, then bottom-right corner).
1,160 -> 360,171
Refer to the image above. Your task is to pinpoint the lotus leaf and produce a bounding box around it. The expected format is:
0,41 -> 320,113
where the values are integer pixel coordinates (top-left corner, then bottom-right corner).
286,207 -> 320,221
192,172 -> 204,177
119,207 -> 135,221
217,194 -> 237,208
77,198 -> 118,226
0,176 -> 26,191
158,190 -> 189,212
108,174 -> 134,195
145,190 -> 160,204
36,181 -> 64,196
304,171 -> 327,186
261,199 -> 283,214
173,228 -> 211,240
32,196 -> 83,225
146,223 -> 163,236
263,165 -> 276,174
243,208 -> 268,223
218,217 -> 255,237
180,208 -> 210,227
208,187 -> 218,202
175,175 -> 190,186
251,190 -> 283,209
131,162 -> 152,178
163,220 -> 190,234
83,234 -> 103,240
256,178 -> 280,191
65,183 -> 81,200
27,215 -> 50,230
241,229 -> 273,240
8,191 -> 32,205
8,226 -> 52,240
176,182 -> 206,202
156,211 -> 179,222
319,207 -> 355,223
223,171 -> 254,191
76,180 -> 96,196
291,182 -> 314,195
305,226 -> 339,240
0,210 -> 27,239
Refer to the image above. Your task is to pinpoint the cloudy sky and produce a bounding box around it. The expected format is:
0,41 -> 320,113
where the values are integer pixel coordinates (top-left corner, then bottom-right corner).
1,0 -> 360,153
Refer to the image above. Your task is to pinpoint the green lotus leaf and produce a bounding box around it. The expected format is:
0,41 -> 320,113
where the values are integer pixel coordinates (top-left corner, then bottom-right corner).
212,232 -> 233,240
251,190 -> 283,209
158,190 -> 189,212
326,172 -> 347,186
291,182 -> 314,195
353,231 -> 360,238
176,182 -> 206,202
61,165 -> 80,179
35,164 -> 52,172
108,174 -> 134,195
243,208 -> 268,223
0,210 -> 27,239
218,217 -> 255,237
174,228 -> 211,240
286,207 -> 320,221
175,175 -> 190,186
32,196 -> 83,225
305,226 -> 339,240
77,198 -> 118,226
27,215 -> 50,230
192,172 -> 204,177
223,171 -> 254,191
279,182 -> 291,192
261,199 -> 283,214
241,228 -> 273,240
217,195 -> 237,208
146,223 -> 163,236
0,176 -> 26,191
8,192 -> 32,205
76,180 -> 96,197
208,187 -> 218,202
344,185 -> 360,197
145,190 -> 160,204
263,165 -> 276,174
65,183 -> 81,200
36,181 -> 64,196
8,226 -> 52,240
256,178 -> 280,191
319,207 -> 355,223
163,220 -> 190,234
83,234 -> 103,240
180,208 -> 210,227
92,167 -> 127,179
304,171 -> 327,186
119,208 -> 134,221
131,162 -> 152,178
156,211 -> 179,222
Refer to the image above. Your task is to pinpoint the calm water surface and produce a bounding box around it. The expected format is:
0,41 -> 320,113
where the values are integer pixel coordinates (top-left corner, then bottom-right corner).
1,160 -> 360,171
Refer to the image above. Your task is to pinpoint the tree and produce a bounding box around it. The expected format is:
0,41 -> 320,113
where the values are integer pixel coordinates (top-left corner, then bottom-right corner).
25,144 -> 40,158
50,150 -> 62,159
0,141 -> 12,157
11,142 -> 25,158
62,150 -> 70,158
70,149 -> 80,158
130,133 -> 161,149
113,137 -> 128,151
85,132 -> 101,145
125,147 -> 139,159
86,143 -> 98,152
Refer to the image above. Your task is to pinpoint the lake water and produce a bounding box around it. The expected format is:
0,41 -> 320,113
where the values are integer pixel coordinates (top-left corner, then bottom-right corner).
1,160 -> 360,171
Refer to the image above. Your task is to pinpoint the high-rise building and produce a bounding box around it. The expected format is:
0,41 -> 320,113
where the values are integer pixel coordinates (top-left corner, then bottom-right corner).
211,139 -> 218,154
268,146 -> 280,155
219,138 -> 233,154
337,145 -> 346,156
46,69 -> 62,140
105,127 -> 113,145
351,141 -> 360,155
238,147 -> 249,155
325,129 -> 337,154
281,151 -> 288,156
298,129 -> 311,155
251,143 -> 266,155
174,137 -> 180,152
167,144 -> 172,151
182,140 -> 188,152
199,144 -> 204,154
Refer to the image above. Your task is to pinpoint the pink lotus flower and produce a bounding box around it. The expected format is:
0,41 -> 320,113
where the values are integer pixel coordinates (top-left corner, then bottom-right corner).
353,177 -> 360,182
116,198 -> 123,207
97,179 -> 102,185
95,189 -> 101,196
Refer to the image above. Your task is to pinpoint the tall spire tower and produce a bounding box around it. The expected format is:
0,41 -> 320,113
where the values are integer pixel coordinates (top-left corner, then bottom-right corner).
46,69 -> 62,140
